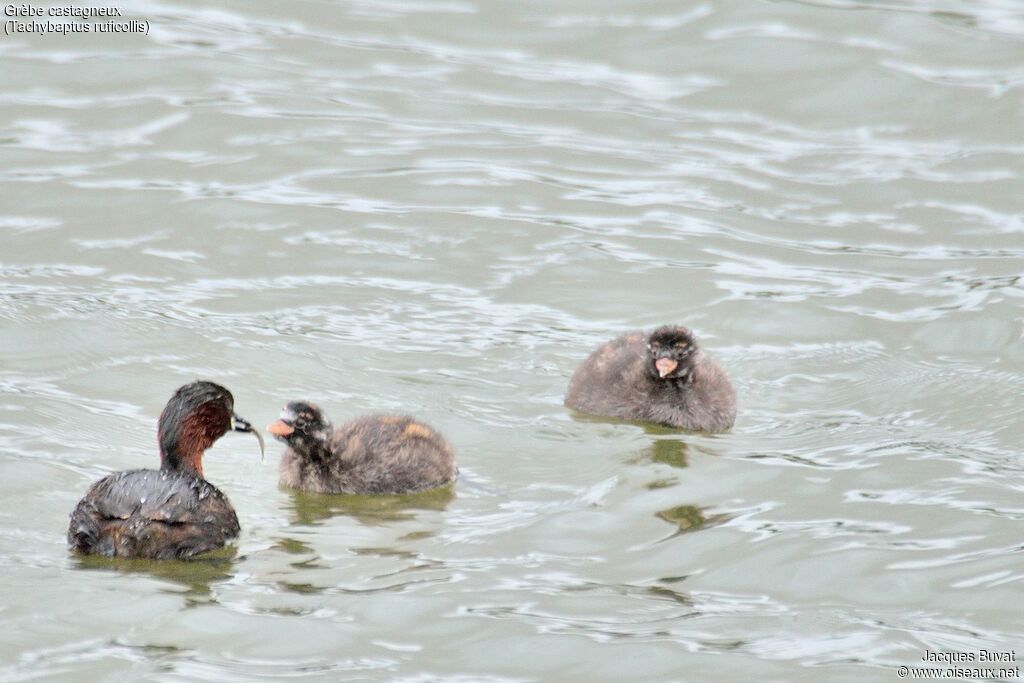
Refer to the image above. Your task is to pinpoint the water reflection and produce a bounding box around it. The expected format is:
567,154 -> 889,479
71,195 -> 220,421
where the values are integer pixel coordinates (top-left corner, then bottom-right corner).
655,504 -> 731,538
285,485 -> 455,526
645,584 -> 693,607
70,549 -> 236,601
656,504 -> 707,532
271,536 -> 315,555
644,439 -> 690,468
567,411 -> 693,434
4,0 -> 1022,675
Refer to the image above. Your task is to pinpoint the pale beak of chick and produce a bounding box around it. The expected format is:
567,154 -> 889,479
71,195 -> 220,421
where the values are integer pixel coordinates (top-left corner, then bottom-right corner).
267,419 -> 295,437
655,358 -> 678,378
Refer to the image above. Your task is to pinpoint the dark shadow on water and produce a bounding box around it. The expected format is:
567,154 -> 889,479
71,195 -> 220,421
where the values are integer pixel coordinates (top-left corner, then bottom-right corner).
645,584 -> 694,607
70,547 -> 237,601
285,485 -> 456,527
655,504 -> 732,539
568,410 -> 677,431
568,410 -> 723,437
625,440 -> 690,485
645,439 -> 690,468
272,536 -> 315,555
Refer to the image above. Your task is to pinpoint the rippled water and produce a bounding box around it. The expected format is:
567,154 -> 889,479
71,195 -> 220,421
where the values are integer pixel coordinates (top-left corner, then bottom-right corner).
2,0 -> 1023,680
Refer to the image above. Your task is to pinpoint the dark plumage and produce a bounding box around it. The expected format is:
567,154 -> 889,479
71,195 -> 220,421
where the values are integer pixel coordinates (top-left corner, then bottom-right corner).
564,325 -> 736,432
67,381 -> 264,560
269,401 -> 458,494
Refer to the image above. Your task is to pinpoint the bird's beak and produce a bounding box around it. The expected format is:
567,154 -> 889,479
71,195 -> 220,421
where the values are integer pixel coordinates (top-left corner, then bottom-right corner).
231,413 -> 266,461
655,358 -> 678,378
267,419 -> 295,437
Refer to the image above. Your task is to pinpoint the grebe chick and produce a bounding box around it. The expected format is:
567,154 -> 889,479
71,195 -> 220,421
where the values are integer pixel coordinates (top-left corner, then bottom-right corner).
269,401 -> 457,494
564,325 -> 736,432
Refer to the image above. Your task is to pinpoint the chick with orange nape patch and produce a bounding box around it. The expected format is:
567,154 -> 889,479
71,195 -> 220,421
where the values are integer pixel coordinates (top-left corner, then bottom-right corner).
565,324 -> 736,432
268,401 -> 457,494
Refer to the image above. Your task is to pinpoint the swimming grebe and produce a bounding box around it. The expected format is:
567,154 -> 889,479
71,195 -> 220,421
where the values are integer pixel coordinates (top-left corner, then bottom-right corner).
565,325 -> 736,432
67,381 -> 264,560
269,401 -> 457,494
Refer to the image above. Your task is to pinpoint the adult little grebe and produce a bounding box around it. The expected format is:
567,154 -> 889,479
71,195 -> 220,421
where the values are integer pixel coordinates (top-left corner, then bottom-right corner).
67,381 -> 264,560
268,401 -> 457,494
565,325 -> 736,432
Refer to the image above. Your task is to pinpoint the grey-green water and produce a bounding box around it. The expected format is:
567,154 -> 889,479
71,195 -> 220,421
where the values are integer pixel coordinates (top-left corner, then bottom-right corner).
2,1 -> 1023,681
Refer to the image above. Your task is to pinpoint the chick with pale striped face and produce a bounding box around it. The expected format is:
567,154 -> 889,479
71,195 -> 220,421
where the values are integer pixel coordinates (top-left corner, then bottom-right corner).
267,401 -> 332,455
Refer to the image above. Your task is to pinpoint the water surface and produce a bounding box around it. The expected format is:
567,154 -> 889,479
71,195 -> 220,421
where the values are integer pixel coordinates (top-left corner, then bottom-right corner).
1,0 -> 1022,680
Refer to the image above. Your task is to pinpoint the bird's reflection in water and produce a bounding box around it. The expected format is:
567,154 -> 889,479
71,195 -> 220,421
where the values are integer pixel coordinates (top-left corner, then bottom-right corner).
645,583 -> 694,607
272,536 -> 315,555
656,504 -> 706,531
286,485 -> 456,527
655,504 -> 731,539
71,547 -> 237,603
644,438 -> 690,469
